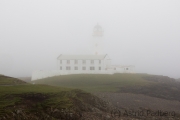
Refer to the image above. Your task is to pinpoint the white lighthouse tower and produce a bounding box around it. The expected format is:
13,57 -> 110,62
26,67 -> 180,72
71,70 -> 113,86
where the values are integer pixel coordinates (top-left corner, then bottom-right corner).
92,24 -> 104,55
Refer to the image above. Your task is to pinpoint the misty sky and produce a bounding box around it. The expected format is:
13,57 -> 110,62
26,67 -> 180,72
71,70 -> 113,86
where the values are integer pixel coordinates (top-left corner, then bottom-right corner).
0,0 -> 180,78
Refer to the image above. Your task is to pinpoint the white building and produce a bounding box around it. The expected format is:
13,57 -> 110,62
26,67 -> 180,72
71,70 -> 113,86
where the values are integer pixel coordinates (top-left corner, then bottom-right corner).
56,54 -> 134,74
31,24 -> 135,81
57,54 -> 111,74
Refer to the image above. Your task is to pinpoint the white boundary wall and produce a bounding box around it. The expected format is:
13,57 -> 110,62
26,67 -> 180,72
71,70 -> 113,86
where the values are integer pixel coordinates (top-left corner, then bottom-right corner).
31,70 -> 114,81
31,66 -> 135,81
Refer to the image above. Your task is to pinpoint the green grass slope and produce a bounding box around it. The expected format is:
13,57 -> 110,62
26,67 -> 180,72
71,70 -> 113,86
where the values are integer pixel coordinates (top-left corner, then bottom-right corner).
119,75 -> 180,101
0,75 -> 26,85
0,75 -> 113,119
0,85 -> 71,112
34,73 -> 180,101
0,84 -> 109,119
33,73 -> 155,92
1,74 -> 179,119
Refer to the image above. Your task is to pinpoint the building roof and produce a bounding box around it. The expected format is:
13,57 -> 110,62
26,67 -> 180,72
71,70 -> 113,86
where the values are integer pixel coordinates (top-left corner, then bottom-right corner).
57,54 -> 109,60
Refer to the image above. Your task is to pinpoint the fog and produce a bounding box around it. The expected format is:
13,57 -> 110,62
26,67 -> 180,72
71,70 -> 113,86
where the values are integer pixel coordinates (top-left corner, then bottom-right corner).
0,0 -> 180,78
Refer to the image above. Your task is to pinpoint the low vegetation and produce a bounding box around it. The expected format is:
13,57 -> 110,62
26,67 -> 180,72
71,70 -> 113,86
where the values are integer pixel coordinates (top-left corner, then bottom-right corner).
34,74 -> 180,101
0,75 -> 26,85
119,75 -> 180,101
1,73 -> 180,119
0,75 -> 110,119
33,73 -> 155,92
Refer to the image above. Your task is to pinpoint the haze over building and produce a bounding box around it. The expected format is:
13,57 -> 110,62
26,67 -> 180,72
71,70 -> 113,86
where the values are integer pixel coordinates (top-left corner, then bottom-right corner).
31,24 -> 134,81
1,1 -> 180,79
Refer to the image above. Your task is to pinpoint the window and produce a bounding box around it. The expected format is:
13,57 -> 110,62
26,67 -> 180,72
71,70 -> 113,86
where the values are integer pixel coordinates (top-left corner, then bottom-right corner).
91,60 -> 94,64
74,60 -> 78,64
82,60 -> 86,64
60,60 -> 62,64
82,67 -> 86,70
99,67 -> 101,70
60,66 -> 62,70
90,67 -> 95,70
99,60 -> 101,64
74,66 -> 78,70
66,66 -> 70,70
67,60 -> 70,64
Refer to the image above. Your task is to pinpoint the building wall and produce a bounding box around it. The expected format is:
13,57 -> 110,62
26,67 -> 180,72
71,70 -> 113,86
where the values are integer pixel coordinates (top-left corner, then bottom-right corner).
31,54 -> 135,81
113,66 -> 135,73
57,59 -> 106,72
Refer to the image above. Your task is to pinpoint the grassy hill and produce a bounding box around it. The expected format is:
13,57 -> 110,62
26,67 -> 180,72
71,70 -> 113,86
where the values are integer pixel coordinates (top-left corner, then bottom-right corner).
0,84 -> 110,119
32,73 -> 155,92
0,75 -> 27,85
1,74 -> 180,119
0,75 -> 111,119
33,73 -> 180,101
119,75 -> 180,101
18,77 -> 31,83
